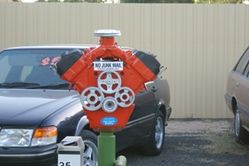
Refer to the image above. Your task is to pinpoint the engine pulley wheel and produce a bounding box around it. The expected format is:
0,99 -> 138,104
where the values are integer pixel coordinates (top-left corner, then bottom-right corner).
115,87 -> 135,108
97,71 -> 122,94
102,97 -> 118,113
80,87 -> 104,111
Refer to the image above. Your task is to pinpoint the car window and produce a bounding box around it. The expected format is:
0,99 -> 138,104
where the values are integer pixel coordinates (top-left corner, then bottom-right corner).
245,62 -> 249,77
0,49 -> 77,88
0,56 -> 11,82
234,47 -> 249,74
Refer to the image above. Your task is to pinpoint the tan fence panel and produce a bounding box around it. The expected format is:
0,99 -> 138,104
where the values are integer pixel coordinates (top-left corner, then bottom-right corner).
0,4 -> 249,118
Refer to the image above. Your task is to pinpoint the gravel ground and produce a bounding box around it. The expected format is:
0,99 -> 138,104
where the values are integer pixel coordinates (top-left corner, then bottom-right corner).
120,119 -> 249,166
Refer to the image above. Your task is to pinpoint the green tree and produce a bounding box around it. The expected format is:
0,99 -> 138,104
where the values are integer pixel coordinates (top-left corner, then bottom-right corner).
195,0 -> 242,3
38,0 -> 103,2
121,0 -> 193,2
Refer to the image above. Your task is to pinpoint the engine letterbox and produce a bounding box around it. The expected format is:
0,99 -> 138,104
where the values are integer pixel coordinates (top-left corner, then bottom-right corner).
56,30 -> 160,131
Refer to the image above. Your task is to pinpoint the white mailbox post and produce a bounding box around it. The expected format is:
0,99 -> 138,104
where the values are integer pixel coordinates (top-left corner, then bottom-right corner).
57,136 -> 85,166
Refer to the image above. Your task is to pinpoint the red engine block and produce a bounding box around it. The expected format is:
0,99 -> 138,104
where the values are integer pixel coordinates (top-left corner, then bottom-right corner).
59,35 -> 156,131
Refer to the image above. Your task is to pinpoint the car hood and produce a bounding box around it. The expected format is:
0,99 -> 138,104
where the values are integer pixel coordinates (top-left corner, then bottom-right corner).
0,89 -> 79,127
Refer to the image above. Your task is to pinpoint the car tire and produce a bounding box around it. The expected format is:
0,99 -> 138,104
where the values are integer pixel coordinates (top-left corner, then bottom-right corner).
141,111 -> 165,156
81,130 -> 98,166
234,110 -> 249,144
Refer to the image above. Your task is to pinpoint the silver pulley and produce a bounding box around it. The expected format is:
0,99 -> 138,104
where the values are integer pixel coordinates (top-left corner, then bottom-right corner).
115,87 -> 135,108
80,87 -> 104,111
97,71 -> 122,94
102,97 -> 118,113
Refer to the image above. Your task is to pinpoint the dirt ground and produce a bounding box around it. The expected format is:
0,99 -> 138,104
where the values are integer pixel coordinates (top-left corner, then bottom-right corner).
121,119 -> 249,166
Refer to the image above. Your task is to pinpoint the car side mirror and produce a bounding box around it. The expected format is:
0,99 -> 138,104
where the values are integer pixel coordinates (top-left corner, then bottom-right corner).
145,81 -> 158,92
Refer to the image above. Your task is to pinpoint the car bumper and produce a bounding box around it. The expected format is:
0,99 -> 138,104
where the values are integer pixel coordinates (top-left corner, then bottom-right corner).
224,93 -> 233,112
0,144 -> 57,166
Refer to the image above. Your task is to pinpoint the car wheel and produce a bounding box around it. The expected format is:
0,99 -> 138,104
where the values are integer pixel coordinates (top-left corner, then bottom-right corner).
234,111 -> 249,144
141,111 -> 165,156
81,130 -> 98,166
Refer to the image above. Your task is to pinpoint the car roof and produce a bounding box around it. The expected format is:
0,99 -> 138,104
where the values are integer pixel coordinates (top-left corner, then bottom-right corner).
2,44 -> 133,51
3,44 -> 96,51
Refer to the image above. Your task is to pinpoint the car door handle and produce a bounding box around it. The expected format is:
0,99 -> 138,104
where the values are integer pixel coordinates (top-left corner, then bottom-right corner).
236,82 -> 240,87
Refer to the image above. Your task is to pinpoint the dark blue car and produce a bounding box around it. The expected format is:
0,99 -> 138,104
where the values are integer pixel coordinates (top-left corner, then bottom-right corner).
0,45 -> 171,166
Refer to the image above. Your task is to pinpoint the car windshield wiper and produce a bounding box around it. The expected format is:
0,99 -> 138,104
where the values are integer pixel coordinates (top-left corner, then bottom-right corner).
27,83 -> 70,89
0,82 -> 40,88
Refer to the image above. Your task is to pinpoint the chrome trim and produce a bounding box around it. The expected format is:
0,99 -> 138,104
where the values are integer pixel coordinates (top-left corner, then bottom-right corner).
155,116 -> 164,149
242,125 -> 249,132
158,100 -> 165,107
126,113 -> 155,127
144,81 -> 156,91
0,149 -> 56,158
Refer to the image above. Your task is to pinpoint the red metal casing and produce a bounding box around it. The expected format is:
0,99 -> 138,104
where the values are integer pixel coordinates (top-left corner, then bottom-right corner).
60,37 -> 156,131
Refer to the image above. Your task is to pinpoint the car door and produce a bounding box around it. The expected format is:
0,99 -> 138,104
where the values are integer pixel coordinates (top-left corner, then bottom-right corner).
131,86 -> 158,135
234,48 -> 249,127
116,85 -> 158,150
236,62 -> 249,128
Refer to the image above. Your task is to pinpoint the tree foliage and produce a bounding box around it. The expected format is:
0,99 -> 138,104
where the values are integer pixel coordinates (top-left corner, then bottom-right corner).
195,0 -> 242,3
37,0 -> 103,2
13,0 -> 244,3
121,0 -> 192,2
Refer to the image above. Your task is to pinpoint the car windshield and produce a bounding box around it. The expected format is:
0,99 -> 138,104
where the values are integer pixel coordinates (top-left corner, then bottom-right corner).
0,48 -> 76,89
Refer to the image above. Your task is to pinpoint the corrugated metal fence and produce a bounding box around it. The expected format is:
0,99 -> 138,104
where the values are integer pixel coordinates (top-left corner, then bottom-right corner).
0,3 -> 249,118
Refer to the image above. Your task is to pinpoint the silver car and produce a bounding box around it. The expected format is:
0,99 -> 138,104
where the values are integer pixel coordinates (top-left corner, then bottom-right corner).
225,46 -> 249,144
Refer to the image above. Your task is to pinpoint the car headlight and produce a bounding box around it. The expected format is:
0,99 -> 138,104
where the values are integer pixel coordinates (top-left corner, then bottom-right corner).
31,126 -> 57,147
0,129 -> 33,147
